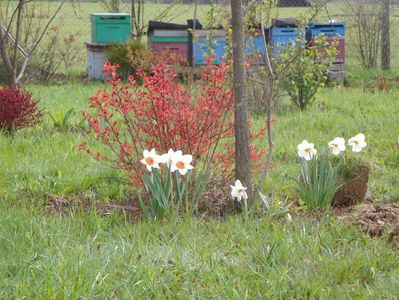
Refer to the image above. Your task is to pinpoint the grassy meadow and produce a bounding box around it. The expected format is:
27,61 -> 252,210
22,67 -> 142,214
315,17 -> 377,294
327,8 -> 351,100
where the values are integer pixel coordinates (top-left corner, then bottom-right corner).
1,83 -> 397,204
0,1 -> 399,298
2,206 -> 399,298
0,81 -> 398,297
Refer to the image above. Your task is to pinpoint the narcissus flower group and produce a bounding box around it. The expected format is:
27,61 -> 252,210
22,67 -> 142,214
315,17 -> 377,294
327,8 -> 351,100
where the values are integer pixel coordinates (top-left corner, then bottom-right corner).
141,148 -> 194,175
298,134 -> 367,160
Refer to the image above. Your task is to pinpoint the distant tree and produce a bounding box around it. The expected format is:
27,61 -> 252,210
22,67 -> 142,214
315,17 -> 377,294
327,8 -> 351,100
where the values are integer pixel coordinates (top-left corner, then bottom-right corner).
381,0 -> 390,70
0,0 -> 65,86
344,0 -> 382,69
131,0 -> 144,39
101,0 -> 121,13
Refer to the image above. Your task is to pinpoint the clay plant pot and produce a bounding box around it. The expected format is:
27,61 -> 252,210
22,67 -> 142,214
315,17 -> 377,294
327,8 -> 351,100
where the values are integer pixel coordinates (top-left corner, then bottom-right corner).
333,165 -> 370,207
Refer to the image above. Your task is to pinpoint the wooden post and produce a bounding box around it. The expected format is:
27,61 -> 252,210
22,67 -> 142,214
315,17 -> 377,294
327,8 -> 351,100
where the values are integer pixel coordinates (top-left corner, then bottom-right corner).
230,0 -> 253,203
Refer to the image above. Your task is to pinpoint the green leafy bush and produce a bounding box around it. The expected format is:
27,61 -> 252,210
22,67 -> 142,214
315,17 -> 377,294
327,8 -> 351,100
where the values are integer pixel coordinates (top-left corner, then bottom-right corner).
277,35 -> 337,110
107,39 -> 153,80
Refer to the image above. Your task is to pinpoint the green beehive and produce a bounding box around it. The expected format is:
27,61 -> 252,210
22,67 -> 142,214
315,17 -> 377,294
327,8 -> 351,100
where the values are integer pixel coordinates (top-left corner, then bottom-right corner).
91,13 -> 131,44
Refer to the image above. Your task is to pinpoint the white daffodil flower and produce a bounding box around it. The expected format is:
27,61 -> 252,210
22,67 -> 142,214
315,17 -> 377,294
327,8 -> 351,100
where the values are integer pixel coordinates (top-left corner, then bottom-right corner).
297,140 -> 317,161
170,150 -> 194,175
230,179 -> 248,202
348,133 -> 367,153
140,148 -> 161,172
328,137 -> 346,155
160,149 -> 175,167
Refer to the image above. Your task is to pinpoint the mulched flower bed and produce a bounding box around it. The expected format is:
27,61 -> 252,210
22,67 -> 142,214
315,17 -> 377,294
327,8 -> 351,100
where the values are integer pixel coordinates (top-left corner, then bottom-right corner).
44,184 -> 399,248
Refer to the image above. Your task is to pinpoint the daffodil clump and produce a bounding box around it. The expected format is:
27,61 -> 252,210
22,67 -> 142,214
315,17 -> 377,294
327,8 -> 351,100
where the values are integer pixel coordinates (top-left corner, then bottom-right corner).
140,148 -> 209,218
297,133 -> 367,209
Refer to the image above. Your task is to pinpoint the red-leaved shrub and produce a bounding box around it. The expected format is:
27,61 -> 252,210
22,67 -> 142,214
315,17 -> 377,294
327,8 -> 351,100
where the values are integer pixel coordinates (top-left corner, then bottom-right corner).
81,60 -> 264,185
0,86 -> 43,133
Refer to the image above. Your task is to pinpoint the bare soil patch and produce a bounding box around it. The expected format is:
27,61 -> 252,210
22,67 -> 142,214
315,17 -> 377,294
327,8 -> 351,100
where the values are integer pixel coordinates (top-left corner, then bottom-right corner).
336,200 -> 399,247
45,195 -> 142,219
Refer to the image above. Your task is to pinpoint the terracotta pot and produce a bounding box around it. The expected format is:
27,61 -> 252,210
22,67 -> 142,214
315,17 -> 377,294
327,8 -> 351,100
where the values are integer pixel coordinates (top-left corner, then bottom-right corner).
333,166 -> 370,207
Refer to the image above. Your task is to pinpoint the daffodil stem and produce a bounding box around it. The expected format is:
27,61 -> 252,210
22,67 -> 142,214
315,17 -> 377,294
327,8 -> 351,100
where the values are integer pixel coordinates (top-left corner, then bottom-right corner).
170,171 -> 174,211
243,199 -> 248,217
185,182 -> 189,214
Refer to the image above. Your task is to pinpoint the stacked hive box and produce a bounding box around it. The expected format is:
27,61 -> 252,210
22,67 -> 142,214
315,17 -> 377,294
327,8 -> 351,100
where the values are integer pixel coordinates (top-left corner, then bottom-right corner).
86,13 -> 132,80
190,29 -> 267,66
244,29 -> 267,65
190,30 -> 227,66
269,19 -> 298,57
148,23 -> 189,66
147,20 -> 267,67
306,22 -> 346,80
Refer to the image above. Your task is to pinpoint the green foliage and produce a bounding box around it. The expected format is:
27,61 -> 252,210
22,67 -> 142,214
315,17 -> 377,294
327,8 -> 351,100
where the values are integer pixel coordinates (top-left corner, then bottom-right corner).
107,39 -> 153,79
334,154 -> 369,180
48,108 -> 75,132
1,82 -> 397,206
277,35 -> 338,110
142,168 -> 211,219
258,191 -> 296,218
0,79 -> 399,298
1,204 -> 399,298
297,149 -> 341,210
142,168 -> 183,219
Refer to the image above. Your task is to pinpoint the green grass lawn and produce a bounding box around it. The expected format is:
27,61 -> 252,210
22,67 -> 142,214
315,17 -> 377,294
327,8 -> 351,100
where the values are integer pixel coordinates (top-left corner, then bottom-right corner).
1,83 -> 397,203
0,82 -> 398,297
1,206 -> 399,298
1,2 -> 399,297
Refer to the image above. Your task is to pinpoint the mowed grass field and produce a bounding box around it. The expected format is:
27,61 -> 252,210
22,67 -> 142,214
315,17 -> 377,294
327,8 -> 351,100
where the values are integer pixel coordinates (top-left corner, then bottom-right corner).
2,207 -> 399,298
1,1 -> 399,298
0,82 -> 398,297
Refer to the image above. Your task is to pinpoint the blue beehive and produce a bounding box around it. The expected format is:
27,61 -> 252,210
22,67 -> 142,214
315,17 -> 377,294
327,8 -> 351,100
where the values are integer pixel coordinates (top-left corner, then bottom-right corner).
270,27 -> 298,56
245,34 -> 267,63
306,22 -> 345,39
306,22 -> 346,63
192,30 -> 227,65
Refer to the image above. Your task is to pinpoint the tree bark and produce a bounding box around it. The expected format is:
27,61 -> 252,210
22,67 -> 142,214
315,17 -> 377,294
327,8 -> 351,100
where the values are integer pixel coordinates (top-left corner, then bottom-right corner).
0,22 -> 17,86
381,0 -> 390,70
230,0 -> 253,203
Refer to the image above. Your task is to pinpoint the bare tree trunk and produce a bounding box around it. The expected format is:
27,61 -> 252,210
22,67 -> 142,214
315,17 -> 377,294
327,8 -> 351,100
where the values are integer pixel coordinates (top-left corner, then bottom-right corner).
381,0 -> 390,70
0,22 -> 17,86
12,0 -> 23,80
230,0 -> 253,203
131,0 -> 144,40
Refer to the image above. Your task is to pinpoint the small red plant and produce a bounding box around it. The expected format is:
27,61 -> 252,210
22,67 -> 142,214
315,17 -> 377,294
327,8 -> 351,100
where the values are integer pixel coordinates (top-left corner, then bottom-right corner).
0,86 -> 43,133
81,59 -> 264,185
